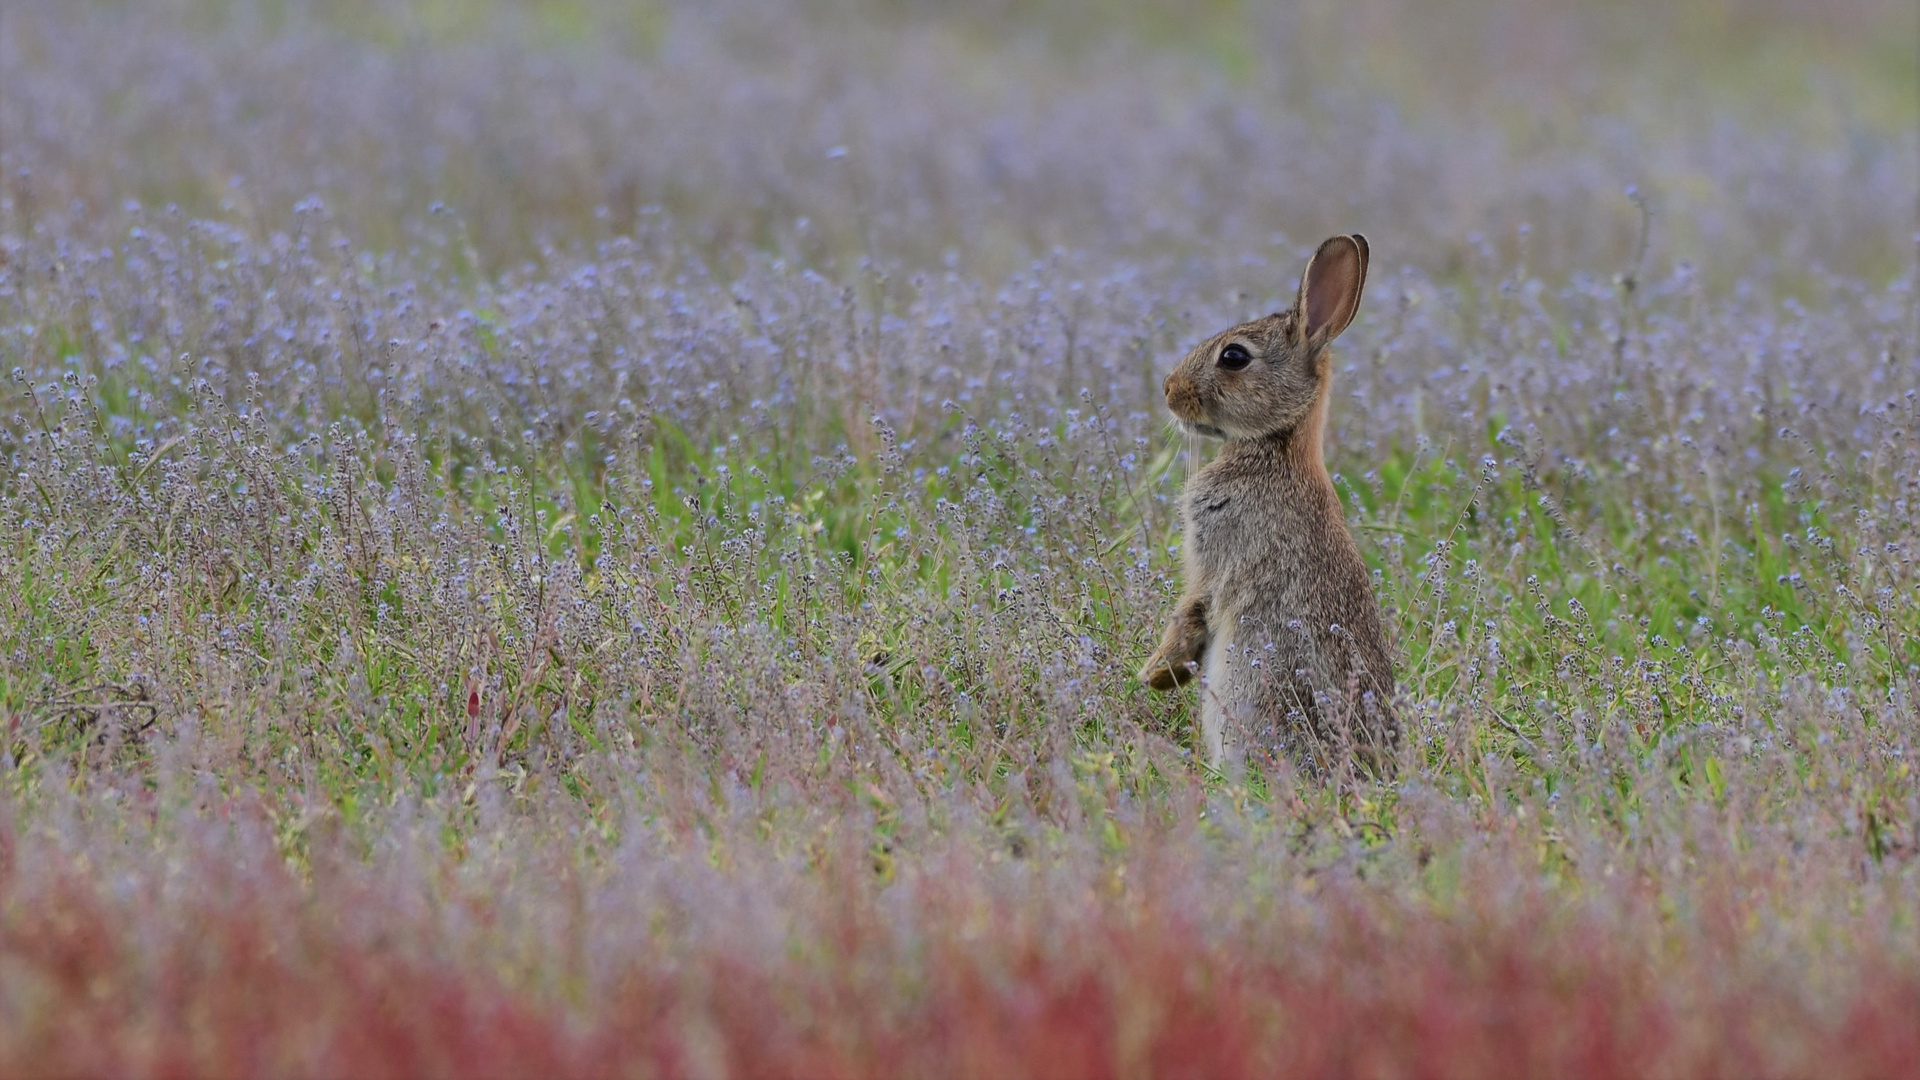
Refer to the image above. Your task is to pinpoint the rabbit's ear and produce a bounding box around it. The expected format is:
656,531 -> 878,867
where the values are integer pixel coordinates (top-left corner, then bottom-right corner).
1298,234 -> 1368,348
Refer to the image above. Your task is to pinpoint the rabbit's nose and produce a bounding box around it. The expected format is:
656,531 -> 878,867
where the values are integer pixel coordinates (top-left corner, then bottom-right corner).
1163,373 -> 1201,418
1164,372 -> 1190,405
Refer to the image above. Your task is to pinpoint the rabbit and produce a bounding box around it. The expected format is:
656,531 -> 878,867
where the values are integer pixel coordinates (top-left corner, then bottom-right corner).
1138,234 -> 1398,777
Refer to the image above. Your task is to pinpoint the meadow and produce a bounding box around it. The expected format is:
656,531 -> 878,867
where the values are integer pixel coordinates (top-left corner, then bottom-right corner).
1,0 -> 1917,1074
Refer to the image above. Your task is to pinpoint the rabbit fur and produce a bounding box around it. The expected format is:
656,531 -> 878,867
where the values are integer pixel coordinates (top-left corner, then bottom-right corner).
1139,234 -> 1398,776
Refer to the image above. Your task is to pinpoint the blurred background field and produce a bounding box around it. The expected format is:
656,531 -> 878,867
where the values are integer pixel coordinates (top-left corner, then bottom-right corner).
6,0 -> 1915,281
0,0 -> 1917,1075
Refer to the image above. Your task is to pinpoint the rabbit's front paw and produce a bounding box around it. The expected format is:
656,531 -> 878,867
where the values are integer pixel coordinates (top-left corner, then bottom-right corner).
1141,599 -> 1209,690
1140,645 -> 1202,690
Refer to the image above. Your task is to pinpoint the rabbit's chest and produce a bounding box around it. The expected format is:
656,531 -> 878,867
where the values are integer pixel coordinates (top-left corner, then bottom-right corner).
1184,480 -> 1299,570
1184,488 -> 1241,557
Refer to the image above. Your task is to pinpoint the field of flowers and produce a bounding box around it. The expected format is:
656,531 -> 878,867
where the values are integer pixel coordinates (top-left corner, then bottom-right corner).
1,0 -> 1917,1075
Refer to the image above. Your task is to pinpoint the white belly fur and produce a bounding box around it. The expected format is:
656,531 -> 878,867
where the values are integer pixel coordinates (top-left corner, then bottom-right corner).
1200,625 -> 1235,768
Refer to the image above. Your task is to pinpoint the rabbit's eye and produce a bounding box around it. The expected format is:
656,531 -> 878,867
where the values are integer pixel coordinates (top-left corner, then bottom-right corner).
1217,343 -> 1253,371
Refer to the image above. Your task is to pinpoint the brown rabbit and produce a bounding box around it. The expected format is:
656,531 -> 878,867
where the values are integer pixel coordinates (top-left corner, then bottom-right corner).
1139,234 -> 1397,776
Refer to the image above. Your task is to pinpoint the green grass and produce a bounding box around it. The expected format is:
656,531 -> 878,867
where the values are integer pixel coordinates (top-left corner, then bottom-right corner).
7,352 -> 1907,853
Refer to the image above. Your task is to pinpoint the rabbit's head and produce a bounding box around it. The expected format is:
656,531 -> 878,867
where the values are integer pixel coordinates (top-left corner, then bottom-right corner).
1163,234 -> 1368,441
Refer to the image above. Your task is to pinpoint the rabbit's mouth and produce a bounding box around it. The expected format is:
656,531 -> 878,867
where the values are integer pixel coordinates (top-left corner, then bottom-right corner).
1177,418 -> 1229,440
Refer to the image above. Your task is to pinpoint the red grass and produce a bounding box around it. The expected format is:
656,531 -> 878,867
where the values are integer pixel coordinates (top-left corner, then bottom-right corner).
3,820 -> 1916,1080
